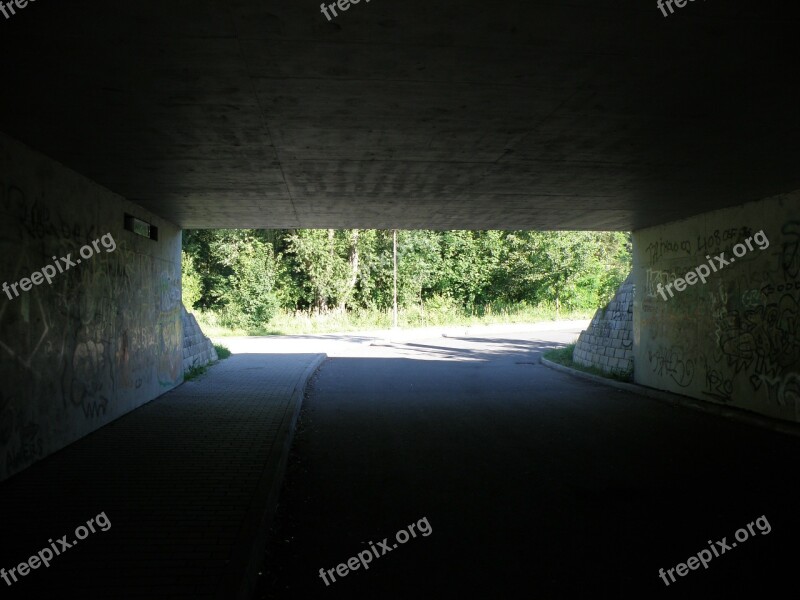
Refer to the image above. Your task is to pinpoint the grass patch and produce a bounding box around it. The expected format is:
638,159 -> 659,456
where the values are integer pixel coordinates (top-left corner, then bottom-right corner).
195,304 -> 593,337
184,363 -> 209,382
184,344 -> 232,382
214,343 -> 232,359
543,343 -> 633,383
544,344 -> 578,367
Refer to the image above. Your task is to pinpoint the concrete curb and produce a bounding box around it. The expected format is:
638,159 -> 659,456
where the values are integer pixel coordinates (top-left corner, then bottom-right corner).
539,356 -> 800,438
221,353 -> 328,600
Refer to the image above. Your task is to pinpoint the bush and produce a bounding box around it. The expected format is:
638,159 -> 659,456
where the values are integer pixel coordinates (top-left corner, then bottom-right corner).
181,251 -> 203,310
219,235 -> 280,331
214,343 -> 231,359
182,228 -> 632,331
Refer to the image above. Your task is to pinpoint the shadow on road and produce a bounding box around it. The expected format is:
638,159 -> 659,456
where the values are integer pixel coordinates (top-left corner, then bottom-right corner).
259,343 -> 800,599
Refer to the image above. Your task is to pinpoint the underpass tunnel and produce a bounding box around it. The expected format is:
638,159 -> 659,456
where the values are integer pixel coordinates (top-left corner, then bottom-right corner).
0,1 -> 799,597
3,131 -> 798,481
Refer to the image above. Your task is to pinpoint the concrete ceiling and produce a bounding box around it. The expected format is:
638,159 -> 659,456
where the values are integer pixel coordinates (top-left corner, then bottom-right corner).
1,0 -> 798,230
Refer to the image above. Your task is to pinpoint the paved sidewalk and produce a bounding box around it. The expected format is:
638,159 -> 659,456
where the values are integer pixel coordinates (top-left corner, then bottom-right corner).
0,351 -> 325,600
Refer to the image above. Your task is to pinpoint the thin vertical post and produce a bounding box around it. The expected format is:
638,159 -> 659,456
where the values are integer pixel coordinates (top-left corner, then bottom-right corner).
393,229 -> 398,328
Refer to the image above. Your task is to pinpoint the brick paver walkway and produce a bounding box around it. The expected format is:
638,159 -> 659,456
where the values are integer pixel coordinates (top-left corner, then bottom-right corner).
0,351 -> 325,599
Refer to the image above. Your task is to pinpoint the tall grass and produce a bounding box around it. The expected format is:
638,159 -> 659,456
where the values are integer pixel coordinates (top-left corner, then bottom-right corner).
195,302 -> 593,337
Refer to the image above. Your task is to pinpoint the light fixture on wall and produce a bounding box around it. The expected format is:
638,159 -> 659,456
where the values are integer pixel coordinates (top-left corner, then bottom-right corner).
124,213 -> 158,241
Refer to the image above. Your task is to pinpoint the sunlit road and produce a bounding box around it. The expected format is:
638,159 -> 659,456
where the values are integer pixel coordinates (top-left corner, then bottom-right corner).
258,328 -> 799,599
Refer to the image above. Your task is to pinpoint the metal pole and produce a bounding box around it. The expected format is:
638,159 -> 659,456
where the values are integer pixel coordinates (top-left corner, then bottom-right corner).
393,229 -> 398,329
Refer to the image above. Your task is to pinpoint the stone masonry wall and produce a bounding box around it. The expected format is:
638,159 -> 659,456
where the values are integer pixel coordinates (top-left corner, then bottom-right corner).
573,275 -> 634,377
182,306 -> 217,372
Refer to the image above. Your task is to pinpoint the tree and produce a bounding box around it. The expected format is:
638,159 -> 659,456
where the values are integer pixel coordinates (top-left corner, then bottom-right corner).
435,231 -> 502,311
212,230 -> 280,330
181,250 -> 203,311
181,227 -> 633,326
287,229 -> 361,312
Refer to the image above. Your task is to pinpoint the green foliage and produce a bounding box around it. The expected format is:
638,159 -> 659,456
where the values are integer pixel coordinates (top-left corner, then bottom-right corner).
184,363 -> 209,382
435,231 -> 503,310
216,231 -> 280,330
543,344 -> 578,366
184,344 -> 231,381
214,343 -> 231,359
181,250 -> 203,310
182,230 -> 232,311
196,302 -> 592,336
497,232 -> 598,312
597,232 -> 632,304
286,229 -> 361,311
182,228 -> 632,332
182,230 -> 280,331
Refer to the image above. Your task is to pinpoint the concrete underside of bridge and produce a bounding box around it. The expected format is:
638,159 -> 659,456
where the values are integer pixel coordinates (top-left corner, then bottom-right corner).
1,1 -> 799,479
1,0 -> 799,230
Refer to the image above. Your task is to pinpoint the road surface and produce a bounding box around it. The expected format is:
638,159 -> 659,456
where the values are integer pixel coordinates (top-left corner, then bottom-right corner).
256,328 -> 799,599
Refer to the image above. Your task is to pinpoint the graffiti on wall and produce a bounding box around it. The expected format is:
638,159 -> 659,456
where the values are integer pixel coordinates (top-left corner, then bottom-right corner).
648,345 -> 696,387
714,293 -> 800,405
644,238 -> 692,263
0,179 -> 181,478
643,227 -> 756,266
702,363 -> 733,402
7,185 -> 98,245
695,226 -> 754,257
4,422 -> 43,472
644,268 -> 680,299
642,218 -> 800,418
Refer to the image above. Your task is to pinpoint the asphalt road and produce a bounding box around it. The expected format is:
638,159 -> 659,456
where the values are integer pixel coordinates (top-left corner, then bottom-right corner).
259,330 -> 799,599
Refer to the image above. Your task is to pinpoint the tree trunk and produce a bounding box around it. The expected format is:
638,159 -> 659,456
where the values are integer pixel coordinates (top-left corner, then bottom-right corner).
339,229 -> 359,311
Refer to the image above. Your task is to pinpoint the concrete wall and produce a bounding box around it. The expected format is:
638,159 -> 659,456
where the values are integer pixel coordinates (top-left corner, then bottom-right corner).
0,132 -> 183,480
633,190 -> 800,422
573,275 -> 634,378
